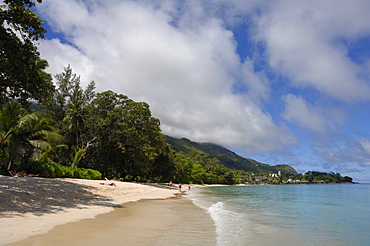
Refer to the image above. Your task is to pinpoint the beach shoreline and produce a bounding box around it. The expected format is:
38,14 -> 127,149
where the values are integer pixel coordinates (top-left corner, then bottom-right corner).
13,196 -> 217,246
0,176 -> 207,245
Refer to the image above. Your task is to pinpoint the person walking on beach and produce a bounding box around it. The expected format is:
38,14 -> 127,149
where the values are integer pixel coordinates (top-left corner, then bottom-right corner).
179,184 -> 182,191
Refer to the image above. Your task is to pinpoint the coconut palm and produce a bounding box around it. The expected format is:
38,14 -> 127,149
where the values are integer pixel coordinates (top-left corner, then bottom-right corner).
0,101 -> 23,171
64,100 -> 86,149
0,101 -> 64,173
20,112 -> 65,162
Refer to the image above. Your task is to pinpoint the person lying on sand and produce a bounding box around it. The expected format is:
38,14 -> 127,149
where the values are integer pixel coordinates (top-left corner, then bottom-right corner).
100,177 -> 117,187
100,182 -> 117,187
9,170 -> 39,177
9,170 -> 25,177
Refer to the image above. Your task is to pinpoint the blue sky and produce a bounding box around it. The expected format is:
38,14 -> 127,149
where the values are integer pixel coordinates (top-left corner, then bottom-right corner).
35,0 -> 370,182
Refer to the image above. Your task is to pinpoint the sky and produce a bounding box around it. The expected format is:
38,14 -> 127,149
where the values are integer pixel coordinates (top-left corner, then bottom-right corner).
34,0 -> 370,182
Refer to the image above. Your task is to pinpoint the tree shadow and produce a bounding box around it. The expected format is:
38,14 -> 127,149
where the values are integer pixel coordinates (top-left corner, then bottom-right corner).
0,176 -> 114,218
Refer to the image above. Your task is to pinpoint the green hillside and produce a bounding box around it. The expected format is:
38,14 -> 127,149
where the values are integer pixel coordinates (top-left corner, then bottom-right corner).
166,136 -> 297,174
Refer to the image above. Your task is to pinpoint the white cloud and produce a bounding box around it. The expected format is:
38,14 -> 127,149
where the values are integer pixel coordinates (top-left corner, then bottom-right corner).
255,0 -> 370,102
33,0 -> 370,181
240,59 -> 271,104
315,139 -> 370,166
38,39 -> 95,82
38,0 -> 89,34
283,94 -> 332,132
36,0 -> 295,153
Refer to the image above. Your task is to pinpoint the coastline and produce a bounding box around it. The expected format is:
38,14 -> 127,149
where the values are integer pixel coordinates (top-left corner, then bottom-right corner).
13,196 -> 217,246
0,176 -> 212,245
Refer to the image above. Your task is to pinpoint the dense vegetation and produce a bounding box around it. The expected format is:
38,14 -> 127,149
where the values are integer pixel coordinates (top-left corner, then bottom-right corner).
0,87 -> 354,184
0,0 -> 54,105
0,65 -> 293,185
166,136 -> 297,174
294,171 -> 353,183
0,64 -> 243,184
0,1 -> 353,185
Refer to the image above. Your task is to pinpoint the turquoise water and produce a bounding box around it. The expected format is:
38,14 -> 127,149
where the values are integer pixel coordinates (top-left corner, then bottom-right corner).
188,184 -> 370,246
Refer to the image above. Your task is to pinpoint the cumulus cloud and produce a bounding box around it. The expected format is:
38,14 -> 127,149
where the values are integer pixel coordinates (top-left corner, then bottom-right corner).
282,94 -> 345,132
240,59 -> 271,105
33,0 -> 370,181
34,0 -> 370,185
282,94 -> 327,132
36,0 -> 296,153
254,0 -> 370,102
38,39 -> 95,82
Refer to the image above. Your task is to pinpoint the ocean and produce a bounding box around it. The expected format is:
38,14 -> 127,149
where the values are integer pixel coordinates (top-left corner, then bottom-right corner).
188,184 -> 370,246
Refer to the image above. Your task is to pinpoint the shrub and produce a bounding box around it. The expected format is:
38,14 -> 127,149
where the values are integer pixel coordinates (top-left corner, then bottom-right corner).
18,160 -> 102,180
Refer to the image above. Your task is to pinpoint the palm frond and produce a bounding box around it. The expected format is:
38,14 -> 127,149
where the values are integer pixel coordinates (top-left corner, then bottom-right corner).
29,139 -> 52,151
71,148 -> 87,169
32,130 -> 64,143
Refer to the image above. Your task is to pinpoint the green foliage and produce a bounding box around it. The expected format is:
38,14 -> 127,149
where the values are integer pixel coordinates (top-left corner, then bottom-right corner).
173,153 -> 195,183
78,90 -> 174,181
0,0 -> 54,105
3,64 -> 353,185
45,65 -> 95,153
0,101 -> 63,173
166,136 -> 297,175
19,160 -> 101,179
268,171 -> 354,184
74,168 -> 101,180
302,171 -> 353,183
172,153 -> 239,185
70,146 -> 86,170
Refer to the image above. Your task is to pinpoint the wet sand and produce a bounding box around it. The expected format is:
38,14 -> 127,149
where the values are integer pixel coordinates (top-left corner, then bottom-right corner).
12,196 -> 216,246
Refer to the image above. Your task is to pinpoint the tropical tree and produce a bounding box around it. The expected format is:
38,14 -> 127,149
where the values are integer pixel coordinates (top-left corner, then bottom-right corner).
44,66 -> 96,165
149,145 -> 178,182
64,100 -> 87,148
70,146 -> 86,170
118,100 -> 167,178
191,163 -> 207,184
0,100 -> 24,171
82,91 -> 174,181
0,101 -> 63,173
172,153 -> 194,183
0,0 -> 54,105
79,91 -> 130,176
47,65 -> 95,121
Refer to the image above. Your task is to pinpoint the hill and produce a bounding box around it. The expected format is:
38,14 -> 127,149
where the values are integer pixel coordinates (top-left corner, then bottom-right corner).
166,136 -> 297,174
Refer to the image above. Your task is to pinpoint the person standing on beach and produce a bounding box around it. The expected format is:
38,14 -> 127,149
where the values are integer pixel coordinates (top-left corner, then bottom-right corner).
179,184 -> 182,191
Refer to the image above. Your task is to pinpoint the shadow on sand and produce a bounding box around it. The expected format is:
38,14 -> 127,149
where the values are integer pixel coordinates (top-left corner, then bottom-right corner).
0,176 -> 113,218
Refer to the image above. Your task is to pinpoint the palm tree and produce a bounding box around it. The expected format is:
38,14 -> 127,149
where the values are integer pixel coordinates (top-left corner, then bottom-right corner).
20,112 -> 65,162
70,145 -> 86,170
64,100 -> 86,149
0,101 -> 64,173
0,101 -> 23,171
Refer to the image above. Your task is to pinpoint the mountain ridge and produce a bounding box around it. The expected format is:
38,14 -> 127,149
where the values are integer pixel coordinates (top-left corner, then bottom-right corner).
166,136 -> 297,174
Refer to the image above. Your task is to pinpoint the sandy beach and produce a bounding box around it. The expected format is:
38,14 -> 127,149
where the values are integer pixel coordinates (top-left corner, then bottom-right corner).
0,175 -> 216,245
